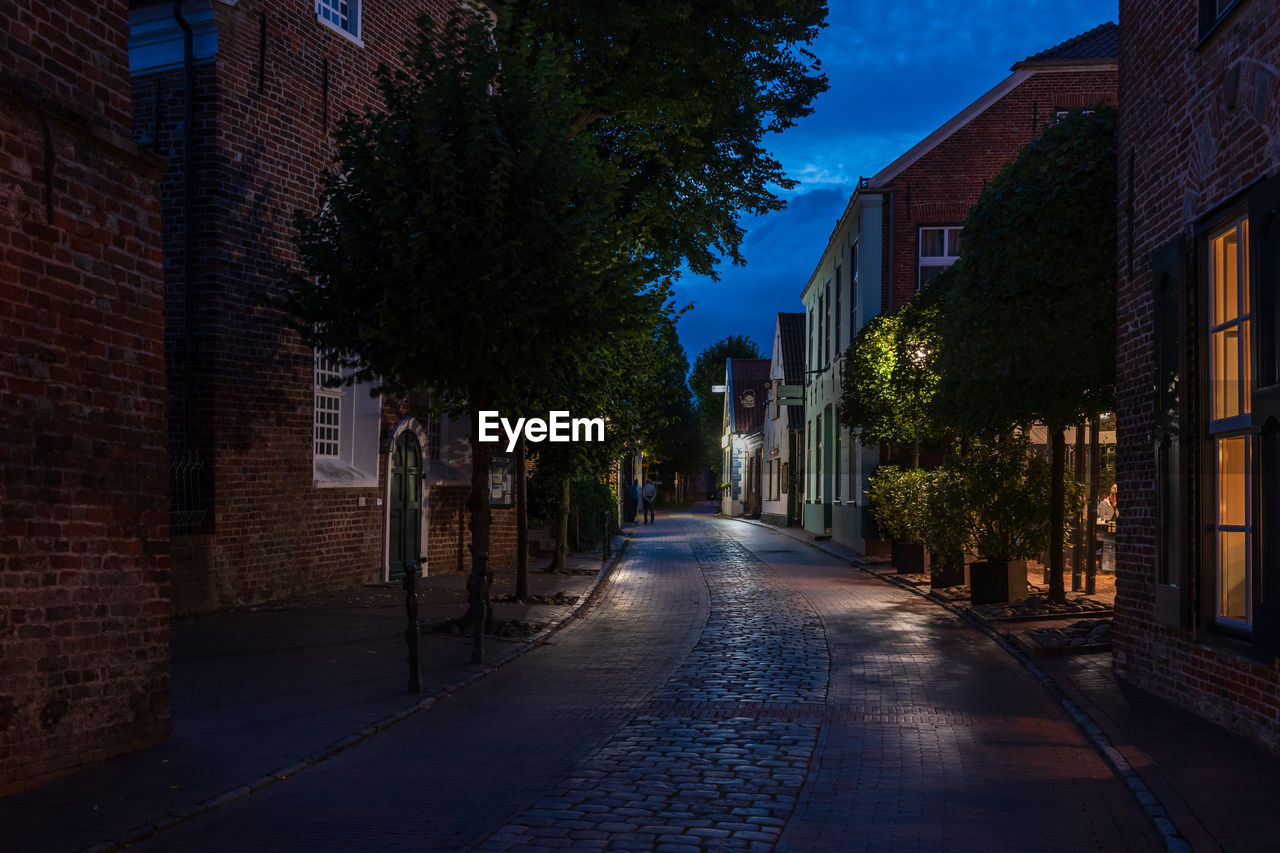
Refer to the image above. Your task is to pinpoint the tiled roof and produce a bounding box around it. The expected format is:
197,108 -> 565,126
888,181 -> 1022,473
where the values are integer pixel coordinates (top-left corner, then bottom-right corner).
776,313 -> 806,386
728,358 -> 771,435
1016,22 -> 1117,66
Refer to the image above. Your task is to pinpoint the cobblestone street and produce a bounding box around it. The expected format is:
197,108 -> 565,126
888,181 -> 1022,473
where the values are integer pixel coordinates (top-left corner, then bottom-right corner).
134,513 -> 1158,851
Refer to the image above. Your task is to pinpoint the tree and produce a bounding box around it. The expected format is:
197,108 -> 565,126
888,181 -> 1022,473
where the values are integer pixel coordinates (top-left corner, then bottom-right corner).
937,106 -> 1117,604
514,0 -> 830,279
531,313 -> 690,571
689,335 -> 762,482
839,284 -> 946,468
283,12 -> 660,619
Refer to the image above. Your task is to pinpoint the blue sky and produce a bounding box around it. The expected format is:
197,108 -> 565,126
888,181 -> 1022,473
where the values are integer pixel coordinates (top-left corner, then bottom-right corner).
672,0 -> 1119,365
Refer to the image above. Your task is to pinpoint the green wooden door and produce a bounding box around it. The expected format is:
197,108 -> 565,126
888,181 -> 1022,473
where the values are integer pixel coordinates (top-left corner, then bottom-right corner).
389,432 -> 422,578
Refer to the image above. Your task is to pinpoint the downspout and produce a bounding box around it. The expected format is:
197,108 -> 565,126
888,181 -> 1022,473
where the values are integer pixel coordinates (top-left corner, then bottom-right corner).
174,0 -> 196,452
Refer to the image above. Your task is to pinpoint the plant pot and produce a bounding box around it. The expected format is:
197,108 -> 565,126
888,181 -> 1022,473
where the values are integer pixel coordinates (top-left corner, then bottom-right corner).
891,540 -> 930,575
969,559 -> 1028,604
929,550 -> 966,588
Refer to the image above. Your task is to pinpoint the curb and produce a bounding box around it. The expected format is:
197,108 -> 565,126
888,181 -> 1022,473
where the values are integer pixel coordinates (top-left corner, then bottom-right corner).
727,515 -> 1190,853
80,537 -> 633,853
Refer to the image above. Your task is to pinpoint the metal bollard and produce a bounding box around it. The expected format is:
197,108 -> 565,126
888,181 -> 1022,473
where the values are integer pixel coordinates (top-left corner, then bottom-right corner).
601,511 -> 611,560
402,562 -> 422,693
467,550 -> 491,664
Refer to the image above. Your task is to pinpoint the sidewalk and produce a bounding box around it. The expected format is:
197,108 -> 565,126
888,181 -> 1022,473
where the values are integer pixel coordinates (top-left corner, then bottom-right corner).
3,544 -> 623,853
731,512 -> 1280,852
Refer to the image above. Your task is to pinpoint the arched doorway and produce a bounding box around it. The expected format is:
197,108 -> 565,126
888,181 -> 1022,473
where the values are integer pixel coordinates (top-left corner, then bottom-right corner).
388,431 -> 422,578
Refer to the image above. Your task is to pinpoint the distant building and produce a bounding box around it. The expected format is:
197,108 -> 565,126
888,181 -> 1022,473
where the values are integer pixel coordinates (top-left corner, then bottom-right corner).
0,0 -> 170,793
720,359 -> 770,517
801,23 -> 1118,551
761,313 -> 806,527
1116,0 -> 1280,750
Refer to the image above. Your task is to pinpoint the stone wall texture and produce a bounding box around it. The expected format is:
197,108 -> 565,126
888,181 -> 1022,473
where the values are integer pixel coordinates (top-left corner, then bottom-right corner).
0,0 -> 171,793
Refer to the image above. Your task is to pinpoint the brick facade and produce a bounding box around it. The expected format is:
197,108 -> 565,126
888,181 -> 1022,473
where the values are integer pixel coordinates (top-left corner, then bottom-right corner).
0,1 -> 170,792
130,0 -> 463,614
876,66 -> 1117,313
1115,0 -> 1280,750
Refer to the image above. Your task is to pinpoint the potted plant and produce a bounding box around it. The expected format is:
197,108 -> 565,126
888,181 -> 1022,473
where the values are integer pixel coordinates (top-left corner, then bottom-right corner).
920,466 -> 972,588
949,432 -> 1051,603
866,465 -> 931,574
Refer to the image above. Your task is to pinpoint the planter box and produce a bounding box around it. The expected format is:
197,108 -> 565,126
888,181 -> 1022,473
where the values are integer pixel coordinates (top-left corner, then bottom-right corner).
929,551 -> 967,589
969,559 -> 1028,604
891,541 -> 930,575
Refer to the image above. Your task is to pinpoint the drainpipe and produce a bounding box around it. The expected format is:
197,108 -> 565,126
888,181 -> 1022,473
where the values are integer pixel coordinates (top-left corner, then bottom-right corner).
174,0 -> 196,452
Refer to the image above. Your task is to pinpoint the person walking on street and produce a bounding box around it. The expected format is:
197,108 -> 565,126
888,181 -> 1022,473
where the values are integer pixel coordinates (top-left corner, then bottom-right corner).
641,479 -> 657,524
625,479 -> 640,523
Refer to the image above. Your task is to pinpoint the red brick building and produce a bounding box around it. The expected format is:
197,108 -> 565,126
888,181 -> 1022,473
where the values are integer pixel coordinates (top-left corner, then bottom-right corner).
0,1 -> 170,792
129,0 -> 514,615
1116,0 -> 1280,750
801,24 -> 1117,551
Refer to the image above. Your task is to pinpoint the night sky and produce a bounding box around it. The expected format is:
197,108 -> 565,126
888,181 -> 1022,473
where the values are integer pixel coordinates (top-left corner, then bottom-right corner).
672,0 -> 1120,366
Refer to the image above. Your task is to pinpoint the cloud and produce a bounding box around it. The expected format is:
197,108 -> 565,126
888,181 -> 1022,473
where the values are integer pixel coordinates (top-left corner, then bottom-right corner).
676,188 -> 854,361
677,0 -> 1120,363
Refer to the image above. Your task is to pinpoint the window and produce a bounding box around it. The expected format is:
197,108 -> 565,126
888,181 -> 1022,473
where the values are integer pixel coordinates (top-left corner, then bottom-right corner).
824,282 -> 832,364
918,226 -> 962,290
1200,0 -> 1241,39
427,413 -> 442,461
808,309 -> 814,372
833,425 -> 841,500
316,0 -> 361,41
835,267 -> 842,355
1206,214 -> 1252,628
850,239 -> 859,333
314,351 -> 342,457
817,292 -> 824,368
313,349 -> 380,486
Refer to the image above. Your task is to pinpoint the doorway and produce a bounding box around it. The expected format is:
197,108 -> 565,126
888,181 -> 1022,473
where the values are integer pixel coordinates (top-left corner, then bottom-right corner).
388,431 -> 422,578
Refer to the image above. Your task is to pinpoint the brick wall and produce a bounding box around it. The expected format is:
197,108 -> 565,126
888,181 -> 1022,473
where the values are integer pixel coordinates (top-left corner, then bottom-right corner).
1115,0 -> 1280,750
132,1 -> 458,613
425,484 -> 519,576
878,66 -> 1117,313
0,1 -> 170,792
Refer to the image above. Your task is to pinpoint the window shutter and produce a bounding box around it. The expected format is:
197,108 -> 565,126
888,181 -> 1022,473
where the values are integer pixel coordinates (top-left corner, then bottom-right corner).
1249,173 -> 1280,654
1151,236 -> 1189,627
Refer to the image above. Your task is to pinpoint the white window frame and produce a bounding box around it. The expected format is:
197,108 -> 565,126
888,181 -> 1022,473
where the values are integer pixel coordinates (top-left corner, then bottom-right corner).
315,351 -> 342,458
313,349 -> 380,487
316,0 -> 363,46
918,225 -> 962,291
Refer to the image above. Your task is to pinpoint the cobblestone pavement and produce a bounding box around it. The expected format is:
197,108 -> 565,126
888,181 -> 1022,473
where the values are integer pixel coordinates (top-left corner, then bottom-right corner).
471,520 -> 828,851
134,513 -> 1158,852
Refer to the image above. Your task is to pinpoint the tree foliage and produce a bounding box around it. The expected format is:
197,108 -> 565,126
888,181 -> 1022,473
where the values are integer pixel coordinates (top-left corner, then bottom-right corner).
689,335 -> 762,479
512,0 -> 829,278
839,285 -> 945,458
936,105 -> 1117,603
283,12 -> 660,416
938,106 -> 1117,432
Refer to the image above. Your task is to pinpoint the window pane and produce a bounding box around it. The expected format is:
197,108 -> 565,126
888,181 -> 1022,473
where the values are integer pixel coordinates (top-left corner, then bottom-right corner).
1243,319 -> 1252,416
1218,435 -> 1247,526
920,265 -> 948,288
947,228 -> 962,257
920,229 -> 945,257
1213,226 -> 1239,325
1241,218 -> 1250,318
1219,530 -> 1249,622
1212,327 -> 1240,419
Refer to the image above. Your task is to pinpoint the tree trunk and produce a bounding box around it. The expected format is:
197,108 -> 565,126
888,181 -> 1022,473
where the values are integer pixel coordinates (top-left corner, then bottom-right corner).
515,436 -> 528,601
1048,426 -> 1066,604
549,475 -> 571,572
466,393 -> 494,633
